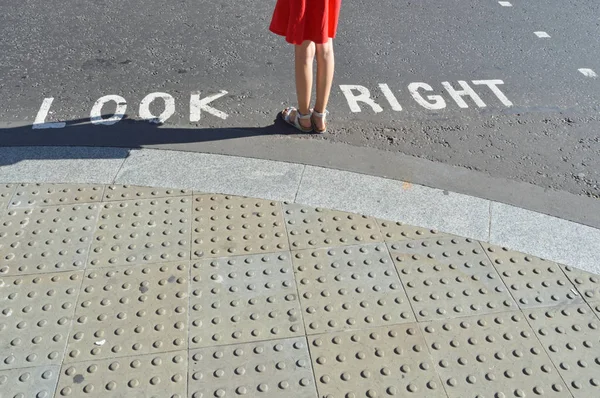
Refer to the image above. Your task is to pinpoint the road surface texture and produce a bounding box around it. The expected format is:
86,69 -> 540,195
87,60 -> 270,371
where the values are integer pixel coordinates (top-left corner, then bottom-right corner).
0,0 -> 599,202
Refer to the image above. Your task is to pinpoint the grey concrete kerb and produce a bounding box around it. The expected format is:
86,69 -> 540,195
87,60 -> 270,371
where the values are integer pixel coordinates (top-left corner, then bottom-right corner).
0,145 -> 598,274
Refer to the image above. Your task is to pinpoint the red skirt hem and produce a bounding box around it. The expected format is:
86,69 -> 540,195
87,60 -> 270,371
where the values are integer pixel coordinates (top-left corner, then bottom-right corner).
269,0 -> 341,46
269,26 -> 337,45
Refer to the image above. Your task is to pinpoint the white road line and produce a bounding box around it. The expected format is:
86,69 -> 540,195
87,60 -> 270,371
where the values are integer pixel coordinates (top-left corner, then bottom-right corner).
578,68 -> 598,78
534,31 -> 551,38
90,95 -> 127,125
139,92 -> 176,124
498,1 -> 512,7
190,91 -> 229,121
378,83 -> 403,111
407,83 -> 447,110
32,97 -> 66,129
442,81 -> 486,108
339,85 -> 384,113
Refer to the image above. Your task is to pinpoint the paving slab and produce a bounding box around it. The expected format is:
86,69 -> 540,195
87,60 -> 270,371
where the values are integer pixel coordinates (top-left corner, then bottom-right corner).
421,311 -> 570,398
0,182 -> 596,398
87,197 -> 192,268
65,262 -> 188,363
525,304 -> 600,398
388,237 -> 517,321
0,271 -> 82,370
377,219 -> 456,242
0,365 -> 59,398
189,337 -> 317,398
192,194 -> 289,259
490,201 -> 600,275
482,243 -> 584,309
0,146 -> 127,184
562,265 -> 600,304
591,303 -> 600,321
0,204 -> 99,276
308,324 -> 445,398
189,252 -> 303,348
55,351 -> 187,398
102,184 -> 192,201
114,149 -> 304,202
283,203 -> 383,250
292,243 -> 415,335
7,183 -> 105,208
0,183 -> 16,209
296,165 -> 490,241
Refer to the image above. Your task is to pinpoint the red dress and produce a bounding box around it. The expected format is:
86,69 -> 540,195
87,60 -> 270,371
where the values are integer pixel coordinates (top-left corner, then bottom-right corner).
269,0 -> 342,45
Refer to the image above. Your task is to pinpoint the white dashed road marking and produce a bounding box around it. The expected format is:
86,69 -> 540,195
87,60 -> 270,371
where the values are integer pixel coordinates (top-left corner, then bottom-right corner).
534,31 -> 551,38
578,68 -> 597,78
498,1 -> 512,7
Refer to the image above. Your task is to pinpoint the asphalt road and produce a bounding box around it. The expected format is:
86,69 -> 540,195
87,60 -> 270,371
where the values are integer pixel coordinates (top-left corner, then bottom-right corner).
1,0 -> 599,199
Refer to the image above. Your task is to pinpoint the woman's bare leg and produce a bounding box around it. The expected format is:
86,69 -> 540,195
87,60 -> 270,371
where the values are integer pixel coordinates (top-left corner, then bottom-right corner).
282,40 -> 315,129
314,38 -> 335,130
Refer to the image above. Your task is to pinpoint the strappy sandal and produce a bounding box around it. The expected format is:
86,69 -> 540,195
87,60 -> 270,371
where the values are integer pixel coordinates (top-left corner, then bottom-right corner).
311,109 -> 329,134
281,107 -> 313,133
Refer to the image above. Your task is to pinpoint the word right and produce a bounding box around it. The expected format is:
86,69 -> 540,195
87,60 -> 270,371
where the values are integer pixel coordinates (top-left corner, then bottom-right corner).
340,79 -> 513,112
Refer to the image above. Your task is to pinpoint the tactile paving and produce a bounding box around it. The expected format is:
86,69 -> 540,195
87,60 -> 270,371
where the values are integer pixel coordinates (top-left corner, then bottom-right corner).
293,243 -> 415,335
562,265 -> 600,304
525,304 -> 600,398
65,262 -> 188,362
0,183 -> 16,209
189,337 -> 317,398
8,183 -> 104,208
591,303 -> 600,321
192,194 -> 289,259
0,365 -> 59,398
309,324 -> 445,398
483,243 -> 583,309
102,185 -> 191,201
0,271 -> 81,370
283,203 -> 382,250
189,252 -> 303,348
421,311 -> 569,398
55,350 -> 187,398
0,204 -> 99,276
378,219 -> 454,242
87,197 -> 192,267
389,237 -> 517,321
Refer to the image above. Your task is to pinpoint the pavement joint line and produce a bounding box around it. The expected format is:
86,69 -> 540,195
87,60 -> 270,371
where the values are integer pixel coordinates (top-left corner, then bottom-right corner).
415,314 -> 452,398
479,240 -> 525,312
561,268 -> 600,320
520,306 -> 579,398
488,201 -> 492,242
58,269 -> 89,369
186,259 -> 193,398
110,149 -> 131,185
293,165 -> 307,203
282,208 -> 312,338
4,184 -> 17,210
384,240 -> 421,327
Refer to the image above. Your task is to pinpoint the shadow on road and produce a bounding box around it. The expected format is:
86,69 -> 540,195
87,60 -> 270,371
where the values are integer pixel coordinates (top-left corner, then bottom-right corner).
0,114 -> 312,166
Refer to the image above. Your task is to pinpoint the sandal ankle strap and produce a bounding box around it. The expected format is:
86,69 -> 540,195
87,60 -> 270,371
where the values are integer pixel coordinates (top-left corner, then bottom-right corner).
297,111 -> 312,119
312,109 -> 329,117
